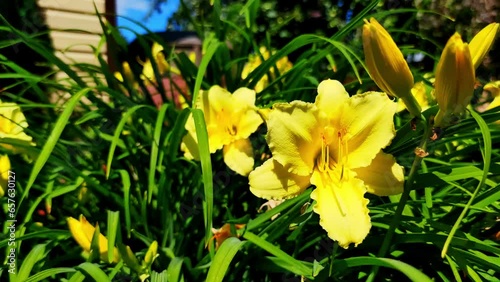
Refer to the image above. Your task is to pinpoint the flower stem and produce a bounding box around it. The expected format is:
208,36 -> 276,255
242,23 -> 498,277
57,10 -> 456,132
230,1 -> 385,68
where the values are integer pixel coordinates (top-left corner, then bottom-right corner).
401,92 -> 422,118
367,115 -> 432,282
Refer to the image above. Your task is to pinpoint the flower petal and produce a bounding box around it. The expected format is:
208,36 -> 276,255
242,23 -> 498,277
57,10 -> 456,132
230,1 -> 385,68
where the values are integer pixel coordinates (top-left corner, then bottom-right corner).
339,92 -> 397,168
67,216 -> 92,251
0,155 -> 10,198
180,114 -> 201,160
223,138 -> 254,176
267,101 -> 322,175
315,79 -> 349,119
469,23 -> 499,70
232,87 -> 257,108
353,151 -> 404,196
236,109 -> 263,140
310,170 -> 371,248
249,158 -> 311,200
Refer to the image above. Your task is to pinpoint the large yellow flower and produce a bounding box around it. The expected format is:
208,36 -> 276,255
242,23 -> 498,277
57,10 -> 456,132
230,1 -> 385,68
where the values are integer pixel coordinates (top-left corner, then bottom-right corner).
67,215 -> 120,263
249,79 -> 404,248
181,86 -> 263,176
0,101 -> 33,152
241,47 -> 293,93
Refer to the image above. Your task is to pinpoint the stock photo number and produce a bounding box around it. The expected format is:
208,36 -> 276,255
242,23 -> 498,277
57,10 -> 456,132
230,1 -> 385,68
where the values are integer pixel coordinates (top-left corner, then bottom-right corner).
7,170 -> 17,274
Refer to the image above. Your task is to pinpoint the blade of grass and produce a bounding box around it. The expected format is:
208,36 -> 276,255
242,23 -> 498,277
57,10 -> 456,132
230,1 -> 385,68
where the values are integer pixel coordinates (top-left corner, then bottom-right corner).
76,262 -> 111,282
25,268 -> 76,282
22,88 -> 91,205
148,103 -> 169,203
441,109 -> 492,258
206,237 -> 245,282
243,231 -> 312,279
192,109 -> 213,245
116,170 -> 132,238
15,244 -> 46,282
107,211 -> 120,263
105,105 -> 151,179
333,257 -> 432,282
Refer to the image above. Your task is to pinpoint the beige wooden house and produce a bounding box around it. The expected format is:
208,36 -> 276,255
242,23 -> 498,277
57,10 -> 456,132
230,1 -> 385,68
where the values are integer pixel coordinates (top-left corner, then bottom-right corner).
38,0 -> 110,67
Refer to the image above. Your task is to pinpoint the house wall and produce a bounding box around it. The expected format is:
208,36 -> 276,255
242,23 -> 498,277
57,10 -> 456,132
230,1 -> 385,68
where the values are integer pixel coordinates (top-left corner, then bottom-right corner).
37,0 -> 108,66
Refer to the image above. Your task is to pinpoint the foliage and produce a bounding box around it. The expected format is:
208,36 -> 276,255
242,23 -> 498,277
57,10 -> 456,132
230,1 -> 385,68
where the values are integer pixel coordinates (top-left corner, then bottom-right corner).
0,0 -> 500,281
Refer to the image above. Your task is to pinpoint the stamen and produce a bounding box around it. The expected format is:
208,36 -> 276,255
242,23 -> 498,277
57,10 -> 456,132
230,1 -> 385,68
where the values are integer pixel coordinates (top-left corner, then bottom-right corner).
327,171 -> 346,217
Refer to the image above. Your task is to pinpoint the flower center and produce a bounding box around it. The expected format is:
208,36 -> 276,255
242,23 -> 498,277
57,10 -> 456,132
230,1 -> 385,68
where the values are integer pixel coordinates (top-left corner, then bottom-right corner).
315,126 -> 350,216
317,126 -> 349,178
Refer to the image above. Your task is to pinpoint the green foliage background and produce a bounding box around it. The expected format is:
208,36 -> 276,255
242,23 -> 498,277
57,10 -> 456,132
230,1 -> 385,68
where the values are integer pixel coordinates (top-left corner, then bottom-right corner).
0,0 -> 499,281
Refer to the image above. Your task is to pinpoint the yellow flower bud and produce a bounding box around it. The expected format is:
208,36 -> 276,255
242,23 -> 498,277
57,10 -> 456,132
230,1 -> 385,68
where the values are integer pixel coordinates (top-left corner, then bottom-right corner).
362,18 -> 421,117
67,215 -> 120,263
434,33 -> 475,127
469,23 -> 499,69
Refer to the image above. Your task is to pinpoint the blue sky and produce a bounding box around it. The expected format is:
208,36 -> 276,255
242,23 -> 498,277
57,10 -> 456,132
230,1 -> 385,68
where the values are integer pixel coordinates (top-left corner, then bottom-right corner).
116,0 -> 181,42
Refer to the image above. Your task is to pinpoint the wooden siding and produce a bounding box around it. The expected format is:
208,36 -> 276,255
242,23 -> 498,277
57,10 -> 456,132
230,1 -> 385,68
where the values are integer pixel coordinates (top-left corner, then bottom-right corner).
38,0 -> 106,14
38,0 -> 108,69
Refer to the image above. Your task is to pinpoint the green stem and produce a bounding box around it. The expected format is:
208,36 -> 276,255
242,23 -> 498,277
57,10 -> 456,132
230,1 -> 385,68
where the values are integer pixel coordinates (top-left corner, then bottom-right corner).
401,93 -> 422,119
367,115 -> 432,282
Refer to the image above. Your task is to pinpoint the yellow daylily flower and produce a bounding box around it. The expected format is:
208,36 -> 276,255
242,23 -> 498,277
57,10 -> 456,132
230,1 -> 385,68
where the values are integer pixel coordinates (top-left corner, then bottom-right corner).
0,101 -> 33,152
434,33 -> 475,128
362,18 -> 421,117
484,81 -> 500,98
469,22 -> 499,69
0,155 -> 10,198
181,86 -> 263,176
485,81 -> 500,114
241,47 -> 293,93
141,42 -> 170,84
67,215 -> 120,263
249,79 -> 404,248
115,61 -> 138,89
397,81 -> 434,113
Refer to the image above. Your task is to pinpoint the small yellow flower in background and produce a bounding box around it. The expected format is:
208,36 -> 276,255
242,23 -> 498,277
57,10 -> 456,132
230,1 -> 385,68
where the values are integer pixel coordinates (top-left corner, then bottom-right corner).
484,81 -> 500,113
0,101 -> 33,152
67,215 -> 120,263
433,33 -> 475,128
397,81 -> 434,113
114,61 -> 138,88
141,42 -> 170,84
241,47 -> 293,93
362,18 -> 421,117
249,79 -> 404,248
469,23 -> 499,69
210,223 -> 245,250
181,86 -> 263,176
0,155 -> 10,198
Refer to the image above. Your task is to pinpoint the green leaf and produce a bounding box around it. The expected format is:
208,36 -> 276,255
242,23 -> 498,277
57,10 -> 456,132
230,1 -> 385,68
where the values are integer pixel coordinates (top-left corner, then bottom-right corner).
206,237 -> 245,282
148,103 -> 169,203
332,257 -> 432,282
106,105 -> 151,178
243,231 -> 312,279
25,268 -> 76,282
167,257 -> 184,282
76,262 -> 111,282
107,211 -> 120,263
22,88 -> 91,204
16,244 -> 47,282
192,109 -> 214,245
441,109 -> 492,258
